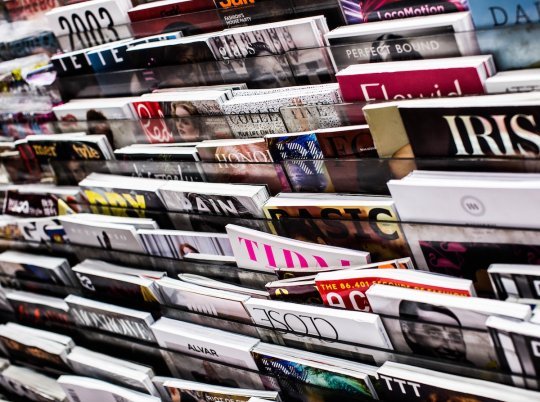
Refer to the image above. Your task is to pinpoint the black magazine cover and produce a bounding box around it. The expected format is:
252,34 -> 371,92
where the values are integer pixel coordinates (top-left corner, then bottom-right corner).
401,105 -> 540,158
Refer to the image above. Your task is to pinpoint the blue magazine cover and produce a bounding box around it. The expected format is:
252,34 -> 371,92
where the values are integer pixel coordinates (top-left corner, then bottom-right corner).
469,0 -> 540,28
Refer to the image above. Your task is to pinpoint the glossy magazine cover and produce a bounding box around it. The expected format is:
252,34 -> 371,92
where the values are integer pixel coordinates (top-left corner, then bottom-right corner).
403,222 -> 540,296
202,162 -> 291,195
367,287 -> 508,370
263,204 -> 398,222
271,215 -> 408,262
341,0 -> 468,24
317,268 -> 472,312
266,132 -> 324,162
252,352 -> 375,398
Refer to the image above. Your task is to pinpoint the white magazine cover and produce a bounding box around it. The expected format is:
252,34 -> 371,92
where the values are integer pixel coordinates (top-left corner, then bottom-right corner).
367,284 -> 531,370
485,69 -> 540,94
67,347 -> 158,396
59,375 -> 160,402
157,180 -> 269,218
377,361 -> 540,402
487,264 -> 540,300
325,12 -> 478,70
389,171 -> 540,229
486,316 -> 540,389
156,277 -> 252,322
177,274 -> 269,298
226,224 -> 370,272
150,317 -> 260,370
4,323 -> 74,348
245,298 -> 393,350
17,216 -> 67,244
7,290 -> 69,312
0,365 -> 66,402
138,229 -> 233,259
208,16 -> 330,86
65,295 -> 155,342
45,0 -> 133,36
0,326 -> 70,363
67,214 -> 158,230
161,377 -> 279,401
60,216 -> 147,253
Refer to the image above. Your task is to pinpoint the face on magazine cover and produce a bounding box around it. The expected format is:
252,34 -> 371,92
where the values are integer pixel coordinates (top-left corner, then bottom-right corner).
370,34 -> 423,63
399,300 -> 469,364
245,43 -> 293,88
65,160 -> 88,184
178,242 -> 199,257
171,102 -> 201,141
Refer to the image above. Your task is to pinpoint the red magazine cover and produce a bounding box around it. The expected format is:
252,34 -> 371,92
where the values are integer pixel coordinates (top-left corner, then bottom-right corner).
316,265 -> 475,312
338,67 -> 487,103
4,0 -> 60,21
130,8 -> 224,37
128,0 -> 217,22
360,0 -> 467,23
130,101 -> 175,144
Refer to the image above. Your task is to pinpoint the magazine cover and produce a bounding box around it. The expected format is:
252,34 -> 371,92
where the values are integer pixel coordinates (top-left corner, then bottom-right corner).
5,0 -> 61,21
80,174 -> 168,211
316,266 -> 474,312
245,298 -> 393,349
60,218 -> 147,254
327,13 -> 476,70
317,126 -> 377,158
468,0 -> 539,28
266,132 -> 324,161
487,316 -> 540,389
366,285 -> 531,369
283,160 -> 335,193
139,229 -> 233,260
280,104 -> 344,132
197,139 -> 273,163
226,224 -> 370,272
130,101 -> 175,144
119,160 -> 206,183
215,0 -> 295,29
476,23 -> 540,71
340,0 -> 468,24
160,350 -> 270,391
66,295 -> 156,343
402,222 -> 540,296
263,193 -> 398,222
266,278 -> 324,305
488,264 -> 540,300
252,354 -> 376,400
377,361 -> 540,402
208,17 -> 328,87
8,291 -> 71,327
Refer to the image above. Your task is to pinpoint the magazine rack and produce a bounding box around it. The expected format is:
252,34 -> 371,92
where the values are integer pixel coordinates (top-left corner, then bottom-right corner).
1,282 -> 538,400
4,206 -> 540,299
0,238 -> 277,290
51,0 -> 345,53
0,308 -> 381,402
49,22 -> 540,101
44,156 -> 540,196
1,103 -> 367,147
